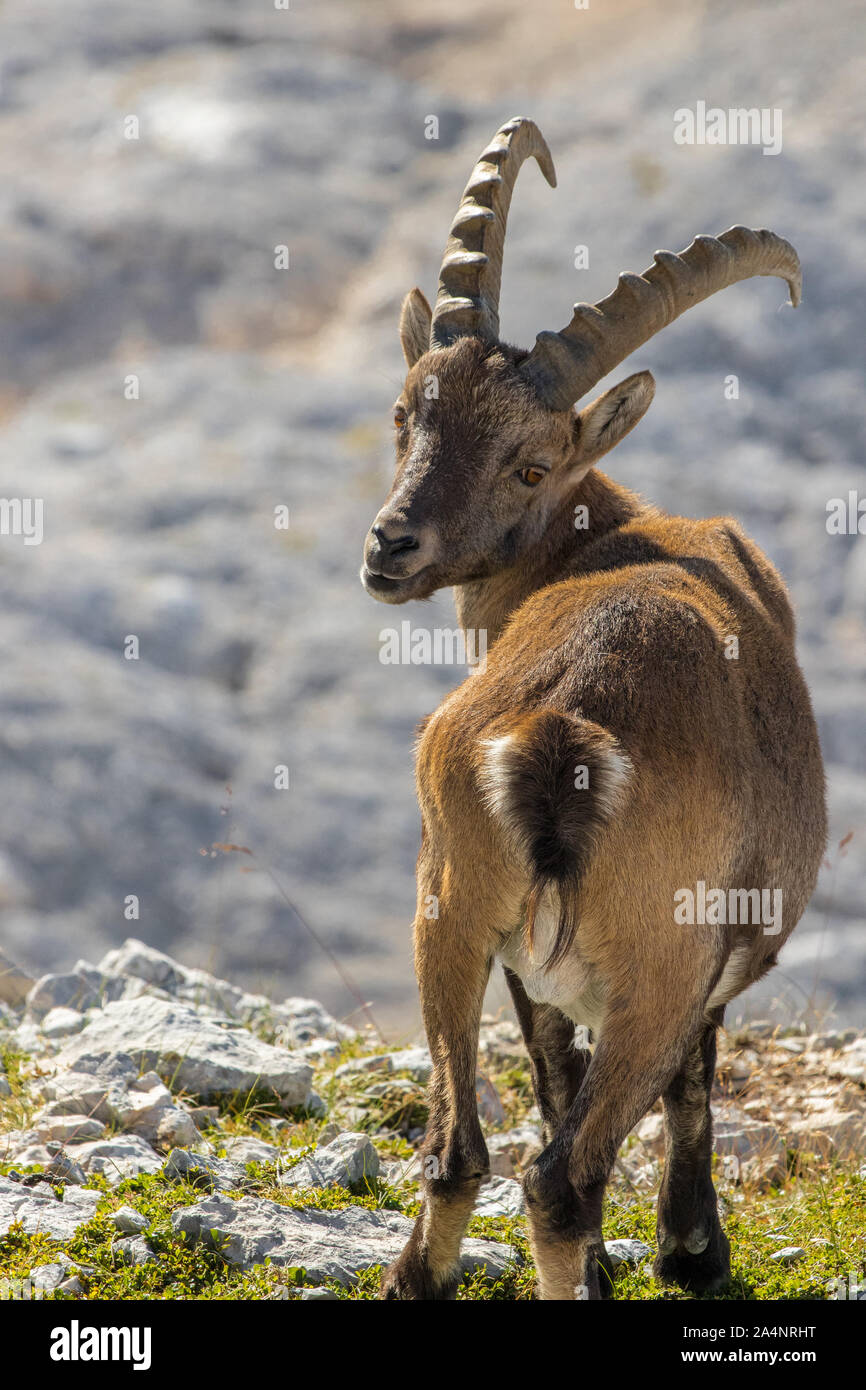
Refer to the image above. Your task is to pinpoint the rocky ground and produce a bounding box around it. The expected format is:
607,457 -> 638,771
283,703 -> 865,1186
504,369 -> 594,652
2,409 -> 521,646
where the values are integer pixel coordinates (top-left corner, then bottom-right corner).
0,0 -> 863,1032
0,939 -> 864,1299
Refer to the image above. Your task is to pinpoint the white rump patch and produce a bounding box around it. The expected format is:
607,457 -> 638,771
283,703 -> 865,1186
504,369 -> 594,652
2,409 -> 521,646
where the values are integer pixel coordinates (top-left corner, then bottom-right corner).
478,734 -> 515,819
706,943 -> 754,1009
477,733 -> 533,860
594,746 -> 633,819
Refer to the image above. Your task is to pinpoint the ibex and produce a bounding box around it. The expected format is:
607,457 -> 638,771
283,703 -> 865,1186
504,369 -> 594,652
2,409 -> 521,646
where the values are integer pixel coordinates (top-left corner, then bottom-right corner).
361,118 -> 826,1300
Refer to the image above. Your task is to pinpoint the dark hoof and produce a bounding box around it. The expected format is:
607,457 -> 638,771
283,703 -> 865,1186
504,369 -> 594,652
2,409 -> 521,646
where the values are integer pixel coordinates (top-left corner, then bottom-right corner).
380,1255 -> 457,1301
653,1222 -> 731,1294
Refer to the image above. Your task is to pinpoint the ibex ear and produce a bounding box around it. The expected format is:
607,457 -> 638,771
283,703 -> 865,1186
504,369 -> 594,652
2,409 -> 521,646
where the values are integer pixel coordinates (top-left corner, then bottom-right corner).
399,288 -> 433,367
571,371 -> 655,469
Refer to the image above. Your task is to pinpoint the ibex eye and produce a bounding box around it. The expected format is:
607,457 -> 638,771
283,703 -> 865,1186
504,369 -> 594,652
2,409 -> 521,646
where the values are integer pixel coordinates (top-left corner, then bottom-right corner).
394,408 -> 407,429
520,465 -> 547,487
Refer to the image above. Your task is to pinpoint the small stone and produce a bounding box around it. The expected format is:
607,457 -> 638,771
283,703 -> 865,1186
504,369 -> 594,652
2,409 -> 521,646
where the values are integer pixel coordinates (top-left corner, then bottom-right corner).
34,1070 -> 116,1121
784,1108 -> 866,1159
276,996 -> 355,1046
366,1078 -> 418,1100
810,1032 -> 847,1051
723,1049 -> 759,1091
221,1136 -> 279,1165
478,1020 -> 525,1065
0,1077 -> 11,1098
334,1054 -> 393,1079
740,1154 -> 787,1190
298,1285 -> 339,1300
28,1262 -> 68,1293
631,1112 -> 665,1157
33,1114 -> 107,1145
187,1105 -> 220,1130
486,1124 -> 543,1173
379,1156 -> 422,1187
475,1175 -> 525,1217
605,1238 -> 652,1270
26,969 -> 105,1018
770,1246 -> 806,1264
280,1132 -> 379,1191
155,1108 -> 203,1150
114,1235 -> 156,1266
300,1039 -> 341,1061
41,1007 -> 86,1039
72,1135 -> 163,1183
9,1021 -> 47,1054
162,1148 -> 248,1193
713,1112 -> 786,1165
379,1047 -> 433,1083
109,1071 -> 174,1137
112,1205 -> 149,1234
10,1144 -> 55,1166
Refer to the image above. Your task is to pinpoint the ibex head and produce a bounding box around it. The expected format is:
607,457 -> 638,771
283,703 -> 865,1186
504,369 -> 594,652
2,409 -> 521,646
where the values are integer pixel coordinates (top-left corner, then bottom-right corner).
361,117 -> 801,605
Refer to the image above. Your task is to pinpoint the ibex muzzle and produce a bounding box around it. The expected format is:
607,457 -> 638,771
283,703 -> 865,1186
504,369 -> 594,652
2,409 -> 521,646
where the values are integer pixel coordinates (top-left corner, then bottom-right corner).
361,118 -> 826,1302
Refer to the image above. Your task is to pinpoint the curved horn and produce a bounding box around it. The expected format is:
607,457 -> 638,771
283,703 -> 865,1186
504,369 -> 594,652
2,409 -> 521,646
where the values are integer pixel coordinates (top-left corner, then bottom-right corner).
519,226 -> 801,411
429,117 -> 556,349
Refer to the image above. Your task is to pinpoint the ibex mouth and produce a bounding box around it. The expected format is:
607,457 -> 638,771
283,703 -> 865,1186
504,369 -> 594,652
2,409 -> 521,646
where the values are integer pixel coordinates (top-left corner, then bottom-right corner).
360,563 -> 434,604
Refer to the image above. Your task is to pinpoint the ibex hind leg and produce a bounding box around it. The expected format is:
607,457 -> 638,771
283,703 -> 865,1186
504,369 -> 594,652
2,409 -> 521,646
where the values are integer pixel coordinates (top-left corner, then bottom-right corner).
504,967 -> 591,1146
654,1009 -> 731,1293
523,990 -> 712,1300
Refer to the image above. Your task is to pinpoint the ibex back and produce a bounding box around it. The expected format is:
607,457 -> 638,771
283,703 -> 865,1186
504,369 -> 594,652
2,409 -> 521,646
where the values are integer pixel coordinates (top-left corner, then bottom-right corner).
360,118 -> 826,1301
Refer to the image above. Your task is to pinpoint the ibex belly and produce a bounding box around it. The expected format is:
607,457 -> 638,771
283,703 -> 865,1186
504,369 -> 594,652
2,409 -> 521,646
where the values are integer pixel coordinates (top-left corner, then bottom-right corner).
500,902 -> 607,1034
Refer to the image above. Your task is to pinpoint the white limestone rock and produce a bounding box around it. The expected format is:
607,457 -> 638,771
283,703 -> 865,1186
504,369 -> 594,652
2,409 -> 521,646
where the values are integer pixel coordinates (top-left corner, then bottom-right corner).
475,1175 -> 525,1218
280,1133 -> 379,1191
56,996 -> 313,1105
71,1135 -> 163,1183
605,1238 -> 652,1270
0,1174 -> 101,1240
173,1195 -> 513,1285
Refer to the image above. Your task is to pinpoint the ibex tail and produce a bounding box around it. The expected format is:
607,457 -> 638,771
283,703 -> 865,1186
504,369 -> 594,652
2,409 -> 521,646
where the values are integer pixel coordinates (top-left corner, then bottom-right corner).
480,710 -> 632,968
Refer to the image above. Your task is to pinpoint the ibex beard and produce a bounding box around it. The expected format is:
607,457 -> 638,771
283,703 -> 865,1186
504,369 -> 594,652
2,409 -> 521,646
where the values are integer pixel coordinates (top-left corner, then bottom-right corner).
360,117 -> 826,1301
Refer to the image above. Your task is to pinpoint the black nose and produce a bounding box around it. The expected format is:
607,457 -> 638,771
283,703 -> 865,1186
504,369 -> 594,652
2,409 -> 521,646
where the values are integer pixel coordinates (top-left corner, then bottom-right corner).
372,524 -> 419,558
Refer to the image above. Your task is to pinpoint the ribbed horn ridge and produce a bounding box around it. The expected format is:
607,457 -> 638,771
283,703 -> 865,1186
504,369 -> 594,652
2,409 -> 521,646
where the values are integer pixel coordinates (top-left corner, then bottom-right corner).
429,117 -> 556,349
519,226 -> 802,411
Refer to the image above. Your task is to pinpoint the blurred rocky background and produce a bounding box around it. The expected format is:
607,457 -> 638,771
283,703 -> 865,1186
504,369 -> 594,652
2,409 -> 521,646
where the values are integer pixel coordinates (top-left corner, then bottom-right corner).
0,0 -> 863,1032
